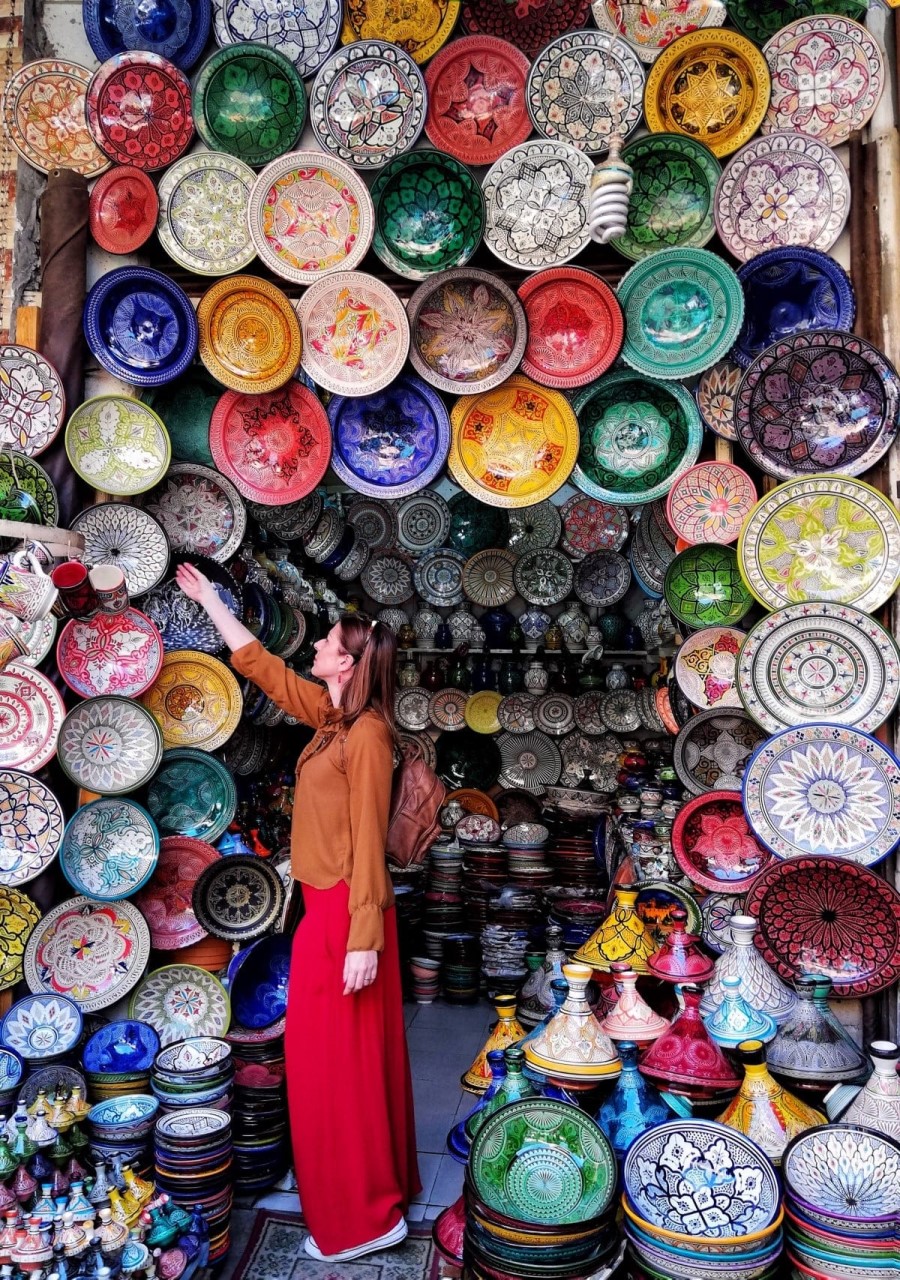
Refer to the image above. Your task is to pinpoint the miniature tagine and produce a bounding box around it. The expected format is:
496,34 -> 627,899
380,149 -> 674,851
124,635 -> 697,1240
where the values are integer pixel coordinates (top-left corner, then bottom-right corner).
704,974 -> 777,1048
573,887 -> 657,974
717,1039 -> 825,1165
639,984 -> 741,1100
599,962 -> 669,1046
462,995 -> 525,1092
840,1040 -> 900,1141
524,963 -> 621,1084
700,913 -> 796,1023
647,906 -> 715,983
766,974 -> 868,1088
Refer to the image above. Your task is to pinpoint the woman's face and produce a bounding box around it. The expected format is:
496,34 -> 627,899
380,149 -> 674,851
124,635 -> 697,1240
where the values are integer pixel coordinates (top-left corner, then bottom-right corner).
311,623 -> 353,681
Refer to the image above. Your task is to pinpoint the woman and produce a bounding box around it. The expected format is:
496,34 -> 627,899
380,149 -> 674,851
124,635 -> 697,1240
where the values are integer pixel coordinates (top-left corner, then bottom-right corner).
176,563 -> 420,1262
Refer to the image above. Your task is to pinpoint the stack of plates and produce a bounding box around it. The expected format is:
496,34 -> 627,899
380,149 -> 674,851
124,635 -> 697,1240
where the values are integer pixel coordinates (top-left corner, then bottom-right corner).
546,895 -> 607,950
150,1038 -> 234,1114
503,822 -> 551,891
82,1019 -> 160,1102
154,1108 -> 233,1263
229,1027 -> 289,1194
87,1093 -> 159,1171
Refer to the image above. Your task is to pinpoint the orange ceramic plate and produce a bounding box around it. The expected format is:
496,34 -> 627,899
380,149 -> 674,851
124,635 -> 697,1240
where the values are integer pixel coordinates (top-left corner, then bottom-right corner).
197,275 -> 302,394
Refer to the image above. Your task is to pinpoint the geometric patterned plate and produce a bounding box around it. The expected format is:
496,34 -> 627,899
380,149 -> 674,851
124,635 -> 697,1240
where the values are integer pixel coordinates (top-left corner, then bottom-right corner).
24,896 -> 151,1012
611,133 -> 721,261
0,886 -> 41,995
139,651 -> 242,751
482,140 -> 593,271
0,993 -> 84,1060
85,52 -> 194,171
675,626 -> 745,711
342,0 -> 459,65
310,40 -> 426,167
672,790 -> 771,894
215,0 -> 341,77
128,963 -> 231,1046
666,461 -> 757,545
664,544 -> 753,628
57,697 -> 164,795
69,502 -> 170,596
0,663 -> 66,775
0,770 -> 64,887
695,359 -> 741,442
146,749 -> 237,844
0,450 -> 59,535
156,151 -> 257,277
0,345 -> 66,457
137,463 -> 247,562
56,608 -> 164,698
59,797 -> 160,900
1,59 -> 110,176
193,44 -> 307,168
133,835 -> 219,950
65,396 -> 172,494
424,35 -> 532,167
196,275 -> 303,396
191,854 -> 285,942
526,30 -> 644,153
297,271 -> 410,397
673,707 -> 767,796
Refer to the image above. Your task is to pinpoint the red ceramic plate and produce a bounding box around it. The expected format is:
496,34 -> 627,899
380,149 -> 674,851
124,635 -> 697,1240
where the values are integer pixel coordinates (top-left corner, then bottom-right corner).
461,0 -> 591,60
517,268 -> 624,390
745,854 -> 900,997
209,380 -> 332,506
57,607 -> 164,698
134,835 -> 218,950
424,35 -> 532,167
88,166 -> 159,254
672,791 -> 771,894
86,52 -> 193,172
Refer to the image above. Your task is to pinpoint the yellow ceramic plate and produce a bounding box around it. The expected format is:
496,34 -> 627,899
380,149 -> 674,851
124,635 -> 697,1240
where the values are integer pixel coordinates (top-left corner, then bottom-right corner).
465,691 -> 503,735
0,888 -> 41,994
341,0 -> 460,64
644,29 -> 771,158
140,651 -> 242,751
449,375 -> 578,509
197,275 -> 302,394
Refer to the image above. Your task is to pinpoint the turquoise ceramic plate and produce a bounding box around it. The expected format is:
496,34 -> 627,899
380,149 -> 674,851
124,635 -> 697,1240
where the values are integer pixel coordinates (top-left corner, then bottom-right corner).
612,134 -> 721,261
146,748 -> 237,844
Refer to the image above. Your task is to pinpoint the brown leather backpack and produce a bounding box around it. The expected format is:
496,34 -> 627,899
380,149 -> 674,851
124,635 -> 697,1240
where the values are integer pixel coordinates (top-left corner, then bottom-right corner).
338,732 -> 445,868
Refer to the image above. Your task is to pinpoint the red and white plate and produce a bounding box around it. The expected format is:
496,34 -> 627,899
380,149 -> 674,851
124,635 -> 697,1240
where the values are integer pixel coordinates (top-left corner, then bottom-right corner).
0,664 -> 65,774
57,608 -> 164,699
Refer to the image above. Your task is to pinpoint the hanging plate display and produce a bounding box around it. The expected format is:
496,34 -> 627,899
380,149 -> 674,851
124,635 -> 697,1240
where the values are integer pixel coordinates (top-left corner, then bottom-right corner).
482,140 -> 593,271
156,151 -> 256,277
611,133 -> 721,262
372,151 -> 485,281
666,461 -> 757,545
498,730 -> 561,793
213,0 -> 340,77
89,166 -> 159,255
733,249 -> 855,371
60,797 -> 159,900
86,52 -> 193,170
762,16 -> 884,147
498,693 -> 537,735
146,750 -> 236,844
142,555 -> 241,655
0,664 -> 64,775
83,0 -> 211,69
192,854 -> 284,942
138,464 -> 245,564
737,475 -> 900,614
0,451 -> 58,533
297,272 -> 409,397
82,268 -> 198,388
448,375 -> 579,509
561,496 -> 629,558
193,43 -> 306,166
361,552 -> 414,605
57,608 -> 163,699
395,689 -> 430,733
672,790 -> 770,893
573,692 -> 606,735
574,551 -> 631,607
462,549 -> 516,608
134,835 -> 218,950
69,502 -> 168,597
196,275 -> 302,395
695,359 -> 740,442
592,0 -> 726,63
341,0 -> 459,64
644,29 -> 771,158
210,381 -> 330,505
24,896 -> 151,1012
534,694 -> 574,738
0,770 -> 63,887
1,59 -> 110,177
57,697 -> 163,795
310,40 -> 426,168
65,395 -> 171,495
413,549 -> 466,607
0,345 -> 65,458
701,890 -> 744,954
128,963 -> 230,1045
0,994 -> 83,1060
461,0 -> 588,60
508,502 -> 562,554
513,549 -> 574,606
746,855 -> 900,997
674,707 -> 766,796
571,370 -> 702,506
435,729 -> 501,790
424,35 -> 531,166
248,152 -> 374,286
517,267 -> 623,391
465,691 -> 503,735
600,689 -> 641,733
428,688 -> 467,732
665,545 -> 752,629
140,651 -> 242,751
526,29 -> 644,154
0,887 -> 40,993
674,626 -> 744,711
396,491 -> 451,556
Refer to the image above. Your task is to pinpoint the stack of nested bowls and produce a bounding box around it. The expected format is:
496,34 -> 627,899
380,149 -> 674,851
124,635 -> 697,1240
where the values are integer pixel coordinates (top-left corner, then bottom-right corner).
545,891 -> 607,950
441,932 -> 480,1004
82,1020 -> 160,1102
782,1124 -> 900,1278
622,1120 -> 783,1280
424,831 -> 468,956
409,955 -> 442,1003
154,1107 -> 233,1264
151,1038 -> 234,1114
547,821 -> 605,893
503,823 -> 552,891
87,1094 -> 159,1172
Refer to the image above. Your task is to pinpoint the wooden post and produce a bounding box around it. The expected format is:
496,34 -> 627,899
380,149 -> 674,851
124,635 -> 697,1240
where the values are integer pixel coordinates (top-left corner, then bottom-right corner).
13,305 -> 39,350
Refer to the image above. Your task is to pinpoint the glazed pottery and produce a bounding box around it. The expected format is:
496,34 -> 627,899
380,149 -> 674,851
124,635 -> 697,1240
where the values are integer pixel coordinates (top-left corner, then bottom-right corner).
672,793 -> 770,894
128,964 -> 230,1046
2,59 -> 110,176
703,975 -> 777,1048
310,39 -> 426,167
516,926 -> 567,1028
0,663 -> 65,774
593,0 -> 726,63
647,908 -> 715,983
717,1040 -> 825,1165
595,1040 -> 675,1162
695,359 -> 741,441
842,1042 -> 900,1141
518,267 -> 623,391
481,140 -> 593,271
372,150 -> 484,279
139,651 -> 242,752
0,771 -> 64,887
463,996 -> 525,1092
675,627 -> 744,712
297,271 -> 409,397
66,394 -> 171,492
197,275 -> 302,395
765,976 -> 868,1085
193,43 -> 306,166
465,1046 -> 538,1139
524,963 -> 621,1083
639,986 -> 742,1096
341,0 -> 458,65
525,29 -> 644,153
613,133 -> 721,261
664,545 -> 752,629
211,381 -> 330,504
599,964 -> 668,1046
666,463 -> 757,546
58,697 -> 163,797
56,608 -> 163,699
70,502 -> 169,597
573,889 -> 657,974
700,914 -> 796,1024
24,897 -> 150,1012
192,854 -> 284,942
782,1124 -> 900,1225
214,0 -> 340,76
0,345 -> 65,457
0,995 -> 83,1061
86,52 -> 193,170
424,35 -> 531,166
133,835 -> 218,951
60,796 -> 159,902
673,708 -> 767,796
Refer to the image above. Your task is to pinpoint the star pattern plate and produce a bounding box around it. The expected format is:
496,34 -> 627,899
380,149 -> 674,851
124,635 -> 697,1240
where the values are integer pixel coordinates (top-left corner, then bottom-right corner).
0,771 -> 63,888
57,697 -> 164,795
0,663 -> 65,775
482,140 -> 594,271
138,464 -> 246,563
24,896 -> 151,1012
57,608 -> 164,699
70,502 -> 170,597
157,151 -> 257,277
526,30 -> 644,153
310,39 -> 426,168
128,963 -> 230,1045
192,854 -> 284,942
0,345 -> 66,457
673,707 -> 766,796
210,382 -> 332,505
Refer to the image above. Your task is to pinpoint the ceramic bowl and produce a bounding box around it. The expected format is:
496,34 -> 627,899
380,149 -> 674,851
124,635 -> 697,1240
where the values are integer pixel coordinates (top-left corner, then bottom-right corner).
82,1020 -> 160,1075
502,823 -> 550,849
372,150 -> 485,280
228,934 -> 290,1030
83,266 -> 198,387
88,1092 -> 159,1138
622,1200 -> 786,1254
782,1125 -> 900,1228
154,1037 -> 232,1075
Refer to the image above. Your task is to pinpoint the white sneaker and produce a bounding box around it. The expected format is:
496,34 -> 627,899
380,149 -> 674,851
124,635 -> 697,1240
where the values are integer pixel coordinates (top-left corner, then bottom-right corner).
303,1218 -> 408,1262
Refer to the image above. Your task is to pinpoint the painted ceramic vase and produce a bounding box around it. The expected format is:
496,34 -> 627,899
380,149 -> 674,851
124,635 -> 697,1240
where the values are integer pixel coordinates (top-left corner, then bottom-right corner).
516,926 -> 567,1028
523,963 -> 621,1083
700,913 -> 796,1023
573,888 -> 657,974
639,985 -> 741,1097
599,963 -> 669,1046
524,661 -> 549,693
647,907 -> 715,984
595,1040 -> 675,1163
717,1039 -> 825,1165
462,995 -> 525,1092
841,1041 -> 900,1141
766,975 -> 868,1087
466,1047 -> 538,1140
703,974 -> 777,1048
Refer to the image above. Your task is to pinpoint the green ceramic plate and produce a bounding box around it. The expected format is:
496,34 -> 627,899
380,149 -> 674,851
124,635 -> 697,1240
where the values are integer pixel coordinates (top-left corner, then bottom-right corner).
728,0 -> 866,46
664,544 -> 753,628
145,748 -> 238,844
617,247 -> 744,380
611,134 -> 721,262
0,450 -> 58,535
193,43 -> 307,168
448,492 -> 509,556
145,371 -> 220,468
371,150 -> 485,281
571,370 -> 702,506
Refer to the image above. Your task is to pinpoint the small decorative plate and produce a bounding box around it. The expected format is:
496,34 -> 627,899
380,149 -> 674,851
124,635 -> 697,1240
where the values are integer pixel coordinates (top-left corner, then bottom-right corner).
86,52 -> 193,170
448,492 -> 510,555
361,552 -> 414,605
57,608 -> 163,699
342,0 -> 459,64
617,247 -> 744,381
396,490 -> 451,556
601,689 -> 641,733
193,43 -> 306,166
0,449 -> 58,533
513,549 -> 574,606
762,16 -> 885,147
561,496 -> 629,558
192,854 -> 284,942
146,750 -> 236,844
673,707 -> 766,795
140,650 -> 242,751
72,504 -> 168,600
66,395 -> 171,496
465,690 -> 503,735
60,797 -> 159,900
592,0 -> 727,63
142,555 -> 241,654
737,474 -> 900,615
138,464 -> 244,564
665,545 -> 752,629
666,461 -> 757,545
210,381 -> 330,506
460,0 -> 589,61
527,29 -> 644,154
157,151 -> 256,277
83,0 -> 211,68
574,550 -> 631,607
644,29 -> 772,158
534,694 -> 575,738
82,1019 -> 160,1074
428,688 -> 467,732
498,730 -> 562,792
25,896 -> 151,1011
449,375 -> 579,509
328,373 -> 450,498
746,855 -> 900,997
0,345 -> 65,457
498,693 -> 537,735
297,272 -> 409,397
214,0 -> 340,76
82,267 -> 198,389
248,152 -> 374,285
1,994 -> 83,1060
573,691 -> 606,735
58,697 -> 164,795
463,549 -> 517,607
517,267 -> 623,390
715,133 -> 851,263
695,359 -> 740,442
128,964 -> 230,1046
196,275 -> 301,395
572,370 -> 702,505
482,140 -> 594,271
89,166 -> 158,255
2,59 -> 110,176
407,269 -> 527,396
675,626 -> 744,710
0,663 -> 65,775
396,688 -> 430,733
372,150 -> 484,281
311,39 -> 426,167
736,331 -> 897,481
134,835 -> 218,950
424,35 -> 531,166
413,548 -> 466,607
672,791 -> 770,893
0,770 -> 63,886
509,502 -> 563,554
737,602 -> 900,735
612,133 -> 721,262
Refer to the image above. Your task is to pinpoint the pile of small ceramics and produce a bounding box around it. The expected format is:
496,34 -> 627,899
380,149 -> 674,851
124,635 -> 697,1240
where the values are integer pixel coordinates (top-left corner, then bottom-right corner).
150,1038 -> 235,1115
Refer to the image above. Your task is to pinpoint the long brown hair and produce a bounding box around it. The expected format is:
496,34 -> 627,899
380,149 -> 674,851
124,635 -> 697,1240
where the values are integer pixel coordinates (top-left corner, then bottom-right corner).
338,613 -> 398,739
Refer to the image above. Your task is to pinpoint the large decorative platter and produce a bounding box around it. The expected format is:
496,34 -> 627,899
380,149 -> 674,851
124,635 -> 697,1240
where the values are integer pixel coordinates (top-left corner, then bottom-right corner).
526,30 -> 644,153
142,555 -> 241,654
617,247 -> 744,381
2,59 -> 110,177
413,548 -> 466,607
193,44 -> 306,167
737,475 -> 900,614
83,267 -> 198,388
247,152 -> 374,285
561,495 -> 629,558
460,0 -> 589,61
517,267 -> 623,390
665,544 -> 752,628
210,381 -> 330,505
65,395 -> 171,494
327,373 -> 450,499
70,502 -> 169,597
60,798 -> 159,900
407,269 -> 527,396
746,855 -> 900,997
83,0 -> 211,68
762,16 -> 885,147
89,166 -> 159,255
482,140 -> 593,271
715,134 -> 851,263
134,835 -> 218,950
736,331 -> 897,481
675,626 -> 744,710
57,608 -> 163,699
0,663 -> 65,775
497,730 -> 561,793
57,697 -> 163,795
197,275 -> 302,395
0,345 -> 65,457
0,450 -> 58,532
341,0 -> 460,65
644,29 -> 771,158
571,370 -> 702,505
372,150 -> 485,281
424,35 -> 531,166
611,133 -> 720,262
672,791 -> 771,893
157,151 -> 256,277
396,490 -> 451,556
666,461 -> 757,545
673,707 -> 766,796
146,750 -> 236,844
213,0 -> 340,77
592,1 -> 727,63
448,374 -> 578,509
140,651 -> 242,751
733,249 -> 855,372
128,963 -> 230,1045
0,994 -> 83,1060
24,896 -> 151,1012
138,464 -> 245,563
86,52 -> 193,171
297,271 -> 409,397
0,770 -> 63,887
192,854 -> 285,942
310,40 -> 426,167
738,603 -> 900,735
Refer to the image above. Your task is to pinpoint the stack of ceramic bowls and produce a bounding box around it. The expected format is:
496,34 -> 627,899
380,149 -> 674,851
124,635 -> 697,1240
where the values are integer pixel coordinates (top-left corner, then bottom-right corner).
503,823 -> 552,890
87,1094 -> 159,1172
622,1120 -> 783,1280
423,839 -> 466,960
546,892 -> 607,950
150,1038 -> 234,1114
441,932 -> 480,1004
154,1108 -> 233,1264
0,1048 -> 24,1113
82,1020 -> 160,1102
782,1124 -> 900,1277
480,921 -> 530,995
409,955 -> 441,1003
547,820 -> 606,893
229,1023 -> 289,1195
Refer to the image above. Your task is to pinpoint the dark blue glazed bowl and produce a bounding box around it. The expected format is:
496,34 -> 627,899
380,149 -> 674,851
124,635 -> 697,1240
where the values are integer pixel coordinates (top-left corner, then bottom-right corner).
83,1018 -> 161,1074
229,934 -> 291,1029
733,246 -> 855,369
84,266 -> 198,387
83,0 -> 211,69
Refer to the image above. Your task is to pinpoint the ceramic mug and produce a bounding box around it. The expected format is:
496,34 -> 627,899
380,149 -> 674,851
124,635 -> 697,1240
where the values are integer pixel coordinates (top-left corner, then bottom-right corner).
51,561 -> 98,619
0,550 -> 58,623
0,614 -> 28,671
89,565 -> 128,613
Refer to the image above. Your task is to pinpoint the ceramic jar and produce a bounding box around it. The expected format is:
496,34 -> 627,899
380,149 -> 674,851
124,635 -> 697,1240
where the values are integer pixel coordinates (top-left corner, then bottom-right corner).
516,926 -> 567,1028
524,660 -> 548,693
605,661 -> 630,691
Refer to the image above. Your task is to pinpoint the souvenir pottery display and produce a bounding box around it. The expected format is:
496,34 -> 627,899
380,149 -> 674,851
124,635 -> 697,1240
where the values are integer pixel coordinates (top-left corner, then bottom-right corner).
840,1041 -> 900,1141
717,1039 -> 825,1165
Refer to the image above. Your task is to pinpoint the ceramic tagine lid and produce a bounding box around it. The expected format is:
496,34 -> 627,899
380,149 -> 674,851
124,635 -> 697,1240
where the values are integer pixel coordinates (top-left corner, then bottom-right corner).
523,963 -> 622,1083
572,887 -> 657,974
647,907 -> 715,984
599,963 -> 669,1046
462,995 -> 525,1093
595,1040 -> 675,1163
716,1039 -> 826,1165
700,913 -> 796,1023
639,984 -> 741,1095
840,1041 -> 900,1142
765,974 -> 869,1085
703,974 -> 777,1048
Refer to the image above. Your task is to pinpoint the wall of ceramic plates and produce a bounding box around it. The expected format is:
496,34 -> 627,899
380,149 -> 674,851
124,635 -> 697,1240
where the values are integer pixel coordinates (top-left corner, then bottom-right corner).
3,0 -> 900,1276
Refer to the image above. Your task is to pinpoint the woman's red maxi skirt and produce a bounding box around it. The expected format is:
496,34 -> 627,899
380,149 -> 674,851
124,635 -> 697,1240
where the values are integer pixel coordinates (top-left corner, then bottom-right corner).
285,881 -> 421,1255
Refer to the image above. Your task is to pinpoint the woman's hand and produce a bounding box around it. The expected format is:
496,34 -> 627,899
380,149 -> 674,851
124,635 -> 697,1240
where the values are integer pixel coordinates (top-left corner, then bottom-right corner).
343,950 -> 378,995
176,563 -> 217,608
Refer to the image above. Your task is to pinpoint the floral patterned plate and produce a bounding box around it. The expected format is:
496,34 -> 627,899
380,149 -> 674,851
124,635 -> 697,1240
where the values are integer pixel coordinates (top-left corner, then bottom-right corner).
210,382 -> 330,505
0,345 -> 66,457
137,464 -> 244,563
157,151 -> 256,276
665,545 -> 753,629
0,771 -> 63,887
560,496 -> 629,558
460,0 -> 588,61
674,626 -> 744,710
482,139 -> 594,271
2,59 -> 110,176
82,267 -> 198,389
192,854 -> 284,942
86,52 -> 193,170
672,790 -> 770,893
413,548 -> 466,607
128,963 -> 230,1045
424,35 -> 531,166
526,29 -> 644,153
193,43 -> 305,167
134,835 -> 218,950
197,275 -> 302,395
508,502 -> 562,554
65,395 -> 171,495
513,548 -> 573,606
0,994 -> 83,1060
497,730 -> 561,793
214,0 -> 340,76
733,248 -> 855,371
428,688 -> 467,732
297,271 -> 409,397
139,650 -> 242,751
0,663 -> 65,775
83,0 -> 211,69
0,887 -> 40,994
24,896 -> 151,1012
71,502 -> 168,599
60,797 -> 159,900
310,39 -> 426,167
517,267 -> 623,390
782,1126 -> 900,1223
89,167 -> 159,255
57,697 -> 163,795
666,461 -> 757,545
673,707 -> 766,796
396,490 -> 451,556
361,552 -> 414,605
57,608 -> 163,699
372,150 -> 484,280
612,133 -> 721,261
342,0 -> 460,65
574,550 -> 631,607
592,0 -> 727,63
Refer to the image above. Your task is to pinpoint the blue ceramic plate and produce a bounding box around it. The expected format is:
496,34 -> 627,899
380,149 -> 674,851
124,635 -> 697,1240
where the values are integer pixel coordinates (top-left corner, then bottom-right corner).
1,994 -> 83,1060
141,555 -> 242,655
83,266 -> 198,388
0,1046 -> 23,1094
229,934 -> 290,1029
733,247 -> 855,369
211,0 -> 341,78
327,372 -> 451,499
83,0 -> 211,68
82,1018 -> 161,1074
60,798 -> 160,901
